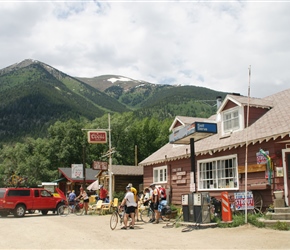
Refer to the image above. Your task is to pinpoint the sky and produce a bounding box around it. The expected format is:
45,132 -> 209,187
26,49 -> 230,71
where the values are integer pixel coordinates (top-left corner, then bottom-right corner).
1,1 -> 290,98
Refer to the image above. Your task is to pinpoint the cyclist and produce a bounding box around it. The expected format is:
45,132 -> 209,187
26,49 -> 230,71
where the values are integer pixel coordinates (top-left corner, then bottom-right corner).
128,183 -> 141,222
75,187 -> 89,215
120,185 -> 137,229
68,190 -> 76,212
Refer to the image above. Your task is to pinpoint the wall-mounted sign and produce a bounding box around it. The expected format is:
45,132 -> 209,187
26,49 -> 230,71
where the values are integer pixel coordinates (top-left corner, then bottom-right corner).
256,150 -> 269,164
92,161 -> 108,170
88,131 -> 107,144
71,164 -> 83,178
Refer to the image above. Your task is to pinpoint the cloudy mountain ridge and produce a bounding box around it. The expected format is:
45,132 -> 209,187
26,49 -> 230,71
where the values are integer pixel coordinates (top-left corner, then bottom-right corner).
0,59 -> 227,143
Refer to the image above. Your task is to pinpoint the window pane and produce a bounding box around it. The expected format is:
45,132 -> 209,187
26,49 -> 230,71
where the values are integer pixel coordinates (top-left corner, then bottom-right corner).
198,156 -> 238,190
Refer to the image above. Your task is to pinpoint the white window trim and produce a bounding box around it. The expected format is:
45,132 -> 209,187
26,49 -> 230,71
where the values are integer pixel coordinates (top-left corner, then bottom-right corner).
197,154 -> 239,191
153,165 -> 167,184
221,106 -> 244,136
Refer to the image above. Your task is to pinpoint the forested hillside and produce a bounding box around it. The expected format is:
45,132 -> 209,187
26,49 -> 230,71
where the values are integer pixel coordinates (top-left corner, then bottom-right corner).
0,59 -> 228,187
0,114 -> 172,187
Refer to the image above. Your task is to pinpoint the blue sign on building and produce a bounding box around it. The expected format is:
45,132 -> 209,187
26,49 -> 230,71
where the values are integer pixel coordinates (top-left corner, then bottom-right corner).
169,122 -> 217,144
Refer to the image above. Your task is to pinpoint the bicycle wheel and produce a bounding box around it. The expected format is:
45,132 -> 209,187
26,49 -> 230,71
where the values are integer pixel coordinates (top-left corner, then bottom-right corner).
141,208 -> 154,223
110,211 -> 119,230
247,191 -> 263,214
161,213 -> 171,222
75,206 -> 84,216
58,205 -> 69,217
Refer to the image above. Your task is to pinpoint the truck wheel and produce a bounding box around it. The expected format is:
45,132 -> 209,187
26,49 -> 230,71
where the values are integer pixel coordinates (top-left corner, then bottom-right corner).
14,204 -> 26,217
41,210 -> 48,215
56,203 -> 64,215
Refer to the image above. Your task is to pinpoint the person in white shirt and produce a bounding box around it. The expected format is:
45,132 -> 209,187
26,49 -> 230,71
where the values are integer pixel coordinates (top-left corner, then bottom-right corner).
120,185 -> 137,229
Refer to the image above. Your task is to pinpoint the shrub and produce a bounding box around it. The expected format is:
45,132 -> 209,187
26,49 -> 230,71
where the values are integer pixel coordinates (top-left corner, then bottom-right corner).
113,191 -> 125,202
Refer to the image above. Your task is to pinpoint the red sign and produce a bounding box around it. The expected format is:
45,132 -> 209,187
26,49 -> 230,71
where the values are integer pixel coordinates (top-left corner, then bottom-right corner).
88,131 -> 107,144
92,161 -> 108,170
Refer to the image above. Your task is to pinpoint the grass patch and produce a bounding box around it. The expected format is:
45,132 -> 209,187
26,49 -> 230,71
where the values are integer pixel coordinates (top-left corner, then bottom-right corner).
216,213 -> 265,228
271,221 -> 290,231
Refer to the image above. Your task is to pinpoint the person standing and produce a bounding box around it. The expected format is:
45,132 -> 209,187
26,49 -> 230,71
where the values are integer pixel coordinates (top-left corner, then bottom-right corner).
99,185 -> 108,202
148,184 -> 155,222
68,190 -> 76,211
128,183 -> 140,221
75,187 -> 89,215
150,183 -> 160,224
120,185 -> 137,229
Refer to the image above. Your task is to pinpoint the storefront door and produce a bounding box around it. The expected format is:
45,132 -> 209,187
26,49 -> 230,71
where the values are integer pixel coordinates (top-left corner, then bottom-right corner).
283,149 -> 290,206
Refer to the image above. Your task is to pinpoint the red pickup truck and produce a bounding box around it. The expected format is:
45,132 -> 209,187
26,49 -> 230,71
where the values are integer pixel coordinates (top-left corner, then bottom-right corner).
0,187 -> 66,217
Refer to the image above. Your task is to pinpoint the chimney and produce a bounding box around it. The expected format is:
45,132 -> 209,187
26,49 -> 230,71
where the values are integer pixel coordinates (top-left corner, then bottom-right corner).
216,96 -> 222,110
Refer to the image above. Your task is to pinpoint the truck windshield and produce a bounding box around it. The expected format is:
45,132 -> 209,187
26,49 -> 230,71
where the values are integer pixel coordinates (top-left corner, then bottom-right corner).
0,189 -> 5,198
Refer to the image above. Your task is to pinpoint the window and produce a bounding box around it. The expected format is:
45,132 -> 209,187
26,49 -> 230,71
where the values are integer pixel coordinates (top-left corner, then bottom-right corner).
7,190 -> 30,196
153,165 -> 167,183
198,155 -> 238,190
222,107 -> 242,134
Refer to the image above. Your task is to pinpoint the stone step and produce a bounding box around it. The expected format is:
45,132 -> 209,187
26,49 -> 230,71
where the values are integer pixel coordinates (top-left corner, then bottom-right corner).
271,213 -> 290,220
275,207 -> 290,213
259,218 -> 290,227
266,211 -> 290,220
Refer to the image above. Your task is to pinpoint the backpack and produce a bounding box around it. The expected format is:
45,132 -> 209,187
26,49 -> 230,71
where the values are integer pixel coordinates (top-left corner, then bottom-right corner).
159,187 -> 166,200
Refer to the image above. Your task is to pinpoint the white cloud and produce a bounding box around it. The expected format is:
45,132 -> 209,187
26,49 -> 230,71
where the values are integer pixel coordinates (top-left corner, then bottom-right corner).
0,1 -> 290,98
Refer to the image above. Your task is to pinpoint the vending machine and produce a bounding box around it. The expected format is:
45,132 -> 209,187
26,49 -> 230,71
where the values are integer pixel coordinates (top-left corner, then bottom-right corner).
193,192 -> 211,223
181,194 -> 189,222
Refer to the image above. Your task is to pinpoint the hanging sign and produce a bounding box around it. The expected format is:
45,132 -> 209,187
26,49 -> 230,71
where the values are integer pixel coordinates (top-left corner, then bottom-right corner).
88,131 -> 107,144
169,122 -> 217,144
71,164 -> 83,178
92,161 -> 108,170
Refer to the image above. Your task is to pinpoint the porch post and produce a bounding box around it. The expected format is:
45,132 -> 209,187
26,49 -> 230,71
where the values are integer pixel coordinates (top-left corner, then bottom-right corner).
190,138 -> 196,192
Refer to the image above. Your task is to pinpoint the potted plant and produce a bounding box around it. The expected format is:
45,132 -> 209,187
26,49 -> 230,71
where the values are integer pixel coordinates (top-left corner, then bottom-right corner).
273,189 -> 284,199
169,204 -> 178,219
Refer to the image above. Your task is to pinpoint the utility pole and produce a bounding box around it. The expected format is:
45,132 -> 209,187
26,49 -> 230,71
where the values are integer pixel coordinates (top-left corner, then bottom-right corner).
82,114 -> 114,200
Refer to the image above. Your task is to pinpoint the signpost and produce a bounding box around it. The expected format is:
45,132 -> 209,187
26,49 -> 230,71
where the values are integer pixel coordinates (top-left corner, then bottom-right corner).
82,114 -> 113,201
169,121 -> 217,192
234,191 -> 254,211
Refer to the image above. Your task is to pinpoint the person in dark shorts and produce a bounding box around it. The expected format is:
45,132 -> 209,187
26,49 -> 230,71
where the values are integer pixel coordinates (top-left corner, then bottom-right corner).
75,187 -> 89,215
150,183 -> 160,224
120,185 -> 137,229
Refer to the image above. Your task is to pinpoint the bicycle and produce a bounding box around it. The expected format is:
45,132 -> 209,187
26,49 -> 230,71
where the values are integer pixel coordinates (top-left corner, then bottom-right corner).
58,199 -> 84,216
110,206 -> 125,230
140,201 -> 171,223
5,172 -> 28,188
163,208 -> 184,229
110,206 -> 133,230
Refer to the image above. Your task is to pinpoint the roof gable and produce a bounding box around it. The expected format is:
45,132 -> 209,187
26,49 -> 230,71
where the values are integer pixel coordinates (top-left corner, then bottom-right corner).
58,168 -> 100,182
140,88 -> 290,166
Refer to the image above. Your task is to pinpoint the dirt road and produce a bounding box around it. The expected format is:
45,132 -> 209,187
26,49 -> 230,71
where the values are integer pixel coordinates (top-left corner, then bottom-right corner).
0,212 -> 289,249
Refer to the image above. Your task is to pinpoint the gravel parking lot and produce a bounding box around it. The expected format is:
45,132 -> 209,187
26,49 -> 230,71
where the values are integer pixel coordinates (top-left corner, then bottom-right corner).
1,212 -> 290,249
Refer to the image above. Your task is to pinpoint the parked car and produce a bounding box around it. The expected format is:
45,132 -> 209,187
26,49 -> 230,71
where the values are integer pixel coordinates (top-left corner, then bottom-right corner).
0,187 -> 66,217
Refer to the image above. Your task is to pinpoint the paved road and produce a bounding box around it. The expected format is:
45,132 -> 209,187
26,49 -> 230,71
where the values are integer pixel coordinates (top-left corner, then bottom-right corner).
0,212 -> 290,249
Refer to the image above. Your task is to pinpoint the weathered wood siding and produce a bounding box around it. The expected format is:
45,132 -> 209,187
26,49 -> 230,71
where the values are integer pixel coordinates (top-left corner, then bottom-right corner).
114,175 -> 143,193
244,106 -> 269,127
143,137 -> 285,209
